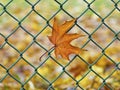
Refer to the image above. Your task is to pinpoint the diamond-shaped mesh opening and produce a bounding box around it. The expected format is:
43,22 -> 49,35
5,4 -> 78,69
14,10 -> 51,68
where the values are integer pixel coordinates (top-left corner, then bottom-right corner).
77,9 -> 101,34
38,58 -> 63,82
0,44 -> 19,68
52,73 -> 77,90
36,26 -> 52,49
8,28 -> 33,52
80,41 -> 102,61
78,72 -> 102,89
35,0 -> 60,19
91,0 -> 115,17
23,43 -> 46,67
66,57 -> 88,78
94,55 -> 115,69
105,39 -> 120,62
0,13 -> 18,36
104,9 -> 120,33
63,0 -> 87,17
92,56 -> 116,79
92,24 -> 115,48
9,59 -> 34,83
21,11 -> 46,35
6,0 -> 31,20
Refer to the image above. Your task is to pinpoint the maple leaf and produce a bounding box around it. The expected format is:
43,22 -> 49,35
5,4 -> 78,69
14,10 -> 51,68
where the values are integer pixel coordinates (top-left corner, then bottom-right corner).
48,18 -> 85,60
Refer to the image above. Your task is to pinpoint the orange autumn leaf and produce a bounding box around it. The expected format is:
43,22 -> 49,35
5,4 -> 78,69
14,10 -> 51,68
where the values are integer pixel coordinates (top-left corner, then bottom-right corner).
48,18 -> 85,60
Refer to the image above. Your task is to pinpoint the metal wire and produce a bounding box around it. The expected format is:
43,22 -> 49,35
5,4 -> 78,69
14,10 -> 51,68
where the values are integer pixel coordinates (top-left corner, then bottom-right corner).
0,0 -> 120,90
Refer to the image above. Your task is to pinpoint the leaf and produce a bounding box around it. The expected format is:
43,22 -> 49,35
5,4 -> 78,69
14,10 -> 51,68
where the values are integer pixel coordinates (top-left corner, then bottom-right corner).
48,18 -> 85,60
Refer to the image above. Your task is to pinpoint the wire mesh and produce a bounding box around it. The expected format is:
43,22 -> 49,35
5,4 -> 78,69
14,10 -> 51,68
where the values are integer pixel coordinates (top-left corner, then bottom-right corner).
0,0 -> 120,90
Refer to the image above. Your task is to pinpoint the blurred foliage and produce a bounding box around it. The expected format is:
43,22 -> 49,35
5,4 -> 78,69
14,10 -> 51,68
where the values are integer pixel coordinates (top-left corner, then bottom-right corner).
0,0 -> 120,90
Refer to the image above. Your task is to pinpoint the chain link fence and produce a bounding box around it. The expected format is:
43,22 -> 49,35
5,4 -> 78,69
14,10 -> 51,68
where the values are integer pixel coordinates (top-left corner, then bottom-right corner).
0,0 -> 120,90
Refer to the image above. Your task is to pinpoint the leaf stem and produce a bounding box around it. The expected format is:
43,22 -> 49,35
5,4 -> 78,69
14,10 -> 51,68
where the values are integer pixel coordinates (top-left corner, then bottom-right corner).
39,46 -> 55,61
